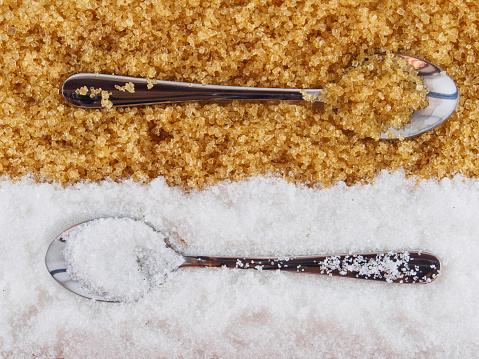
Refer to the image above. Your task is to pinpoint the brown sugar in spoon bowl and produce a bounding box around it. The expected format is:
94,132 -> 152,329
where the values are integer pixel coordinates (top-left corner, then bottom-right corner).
62,54 -> 459,139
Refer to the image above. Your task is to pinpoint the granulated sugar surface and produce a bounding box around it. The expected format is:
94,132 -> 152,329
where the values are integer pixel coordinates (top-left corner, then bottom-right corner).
0,0 -> 479,188
0,173 -> 478,358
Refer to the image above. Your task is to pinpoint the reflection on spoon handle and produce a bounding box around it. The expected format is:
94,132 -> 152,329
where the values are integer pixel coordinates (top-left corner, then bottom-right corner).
62,73 -> 323,108
181,251 -> 441,284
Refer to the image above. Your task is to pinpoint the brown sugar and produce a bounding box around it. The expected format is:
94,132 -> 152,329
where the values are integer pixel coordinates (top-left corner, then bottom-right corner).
114,82 -> 135,93
76,87 -> 113,109
0,0 -> 476,188
100,90 -> 113,109
319,53 -> 429,139
75,86 -> 89,96
146,78 -> 157,90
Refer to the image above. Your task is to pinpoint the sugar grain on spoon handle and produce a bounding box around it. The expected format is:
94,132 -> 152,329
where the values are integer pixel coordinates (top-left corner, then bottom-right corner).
180,251 -> 440,284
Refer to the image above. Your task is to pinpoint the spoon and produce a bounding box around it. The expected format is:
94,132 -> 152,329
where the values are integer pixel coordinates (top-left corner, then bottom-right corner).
45,219 -> 441,302
62,54 -> 458,139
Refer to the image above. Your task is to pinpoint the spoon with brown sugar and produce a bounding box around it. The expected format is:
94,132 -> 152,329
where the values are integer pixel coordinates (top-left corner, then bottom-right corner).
62,54 -> 458,139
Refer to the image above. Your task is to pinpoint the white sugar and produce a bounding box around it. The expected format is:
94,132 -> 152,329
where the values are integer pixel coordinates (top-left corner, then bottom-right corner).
0,172 -> 478,357
63,217 -> 184,302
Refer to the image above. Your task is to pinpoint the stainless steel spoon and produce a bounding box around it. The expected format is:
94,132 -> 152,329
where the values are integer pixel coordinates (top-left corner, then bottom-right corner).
62,54 -> 459,139
45,219 -> 441,302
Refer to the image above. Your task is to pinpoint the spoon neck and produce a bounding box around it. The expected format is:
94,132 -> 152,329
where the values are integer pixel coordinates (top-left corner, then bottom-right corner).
180,255 -> 280,270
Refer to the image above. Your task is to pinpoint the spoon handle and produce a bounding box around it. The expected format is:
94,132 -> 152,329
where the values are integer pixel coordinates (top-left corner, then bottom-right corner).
180,251 -> 440,284
62,73 -> 323,108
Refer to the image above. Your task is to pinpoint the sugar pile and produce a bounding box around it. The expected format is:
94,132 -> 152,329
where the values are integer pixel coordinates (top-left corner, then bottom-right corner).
0,172 -> 478,357
63,217 -> 184,302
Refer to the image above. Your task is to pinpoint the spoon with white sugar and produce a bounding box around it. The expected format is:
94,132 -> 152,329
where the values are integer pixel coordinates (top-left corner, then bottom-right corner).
62,54 -> 458,139
45,217 -> 441,302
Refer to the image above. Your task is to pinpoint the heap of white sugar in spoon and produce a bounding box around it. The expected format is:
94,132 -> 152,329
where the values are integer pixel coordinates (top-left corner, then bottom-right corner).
62,217 -> 185,302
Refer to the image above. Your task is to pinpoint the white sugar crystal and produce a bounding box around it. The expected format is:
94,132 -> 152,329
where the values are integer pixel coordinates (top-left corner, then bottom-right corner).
63,217 -> 184,302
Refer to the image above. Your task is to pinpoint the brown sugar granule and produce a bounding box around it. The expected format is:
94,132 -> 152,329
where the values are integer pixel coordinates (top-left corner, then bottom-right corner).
115,82 -> 135,93
320,53 -> 429,139
100,90 -> 113,109
146,78 -> 157,90
0,0 -> 477,188
75,86 -> 89,96
77,87 -> 113,109
89,87 -> 103,99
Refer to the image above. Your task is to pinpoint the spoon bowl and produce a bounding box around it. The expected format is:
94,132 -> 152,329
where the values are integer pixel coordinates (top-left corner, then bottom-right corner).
378,55 -> 459,139
46,218 -> 442,302
62,54 -> 458,139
